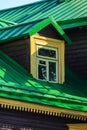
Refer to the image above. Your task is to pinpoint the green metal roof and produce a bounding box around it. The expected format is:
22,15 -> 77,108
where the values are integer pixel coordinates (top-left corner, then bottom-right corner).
0,0 -> 87,43
0,0 -> 87,28
0,50 -> 87,112
0,0 -> 57,23
0,18 -> 72,44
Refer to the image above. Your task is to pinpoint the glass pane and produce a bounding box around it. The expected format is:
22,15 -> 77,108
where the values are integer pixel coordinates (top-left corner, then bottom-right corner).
38,65 -> 47,80
49,62 -> 56,82
39,60 -> 46,65
38,47 -> 56,58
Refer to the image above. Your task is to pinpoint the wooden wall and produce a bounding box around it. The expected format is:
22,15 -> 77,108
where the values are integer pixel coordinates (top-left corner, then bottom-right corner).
65,26 -> 87,80
0,108 -> 86,130
0,37 -> 30,72
39,24 -> 63,40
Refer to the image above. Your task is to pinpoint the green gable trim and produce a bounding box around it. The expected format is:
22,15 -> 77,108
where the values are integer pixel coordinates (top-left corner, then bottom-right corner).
29,17 -> 72,45
29,18 -> 51,36
50,17 -> 72,45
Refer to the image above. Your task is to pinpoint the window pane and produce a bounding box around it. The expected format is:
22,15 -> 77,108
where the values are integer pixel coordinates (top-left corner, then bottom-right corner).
49,62 -> 56,82
39,60 -> 46,65
38,65 -> 47,80
38,47 -> 56,58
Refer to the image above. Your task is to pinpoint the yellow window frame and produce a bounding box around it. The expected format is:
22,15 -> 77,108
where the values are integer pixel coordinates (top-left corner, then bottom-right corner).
30,35 -> 65,84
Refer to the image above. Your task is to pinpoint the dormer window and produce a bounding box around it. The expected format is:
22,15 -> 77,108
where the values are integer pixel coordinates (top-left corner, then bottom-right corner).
30,35 -> 65,84
37,46 -> 58,83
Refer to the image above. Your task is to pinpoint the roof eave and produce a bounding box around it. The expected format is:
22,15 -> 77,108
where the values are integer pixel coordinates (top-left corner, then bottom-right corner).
59,18 -> 87,29
0,97 -> 87,121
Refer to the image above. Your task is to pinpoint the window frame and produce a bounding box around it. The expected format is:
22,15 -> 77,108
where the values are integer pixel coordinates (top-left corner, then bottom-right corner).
37,57 -> 58,83
37,46 -> 58,60
30,35 -> 65,84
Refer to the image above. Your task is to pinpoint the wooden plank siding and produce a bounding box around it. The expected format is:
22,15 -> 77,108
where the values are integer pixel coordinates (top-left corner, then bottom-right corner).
0,108 -> 86,130
65,27 -> 87,80
39,24 -> 63,40
0,38 -> 30,72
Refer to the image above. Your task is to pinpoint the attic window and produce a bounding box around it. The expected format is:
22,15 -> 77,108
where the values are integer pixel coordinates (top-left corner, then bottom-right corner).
30,35 -> 65,84
37,46 -> 58,83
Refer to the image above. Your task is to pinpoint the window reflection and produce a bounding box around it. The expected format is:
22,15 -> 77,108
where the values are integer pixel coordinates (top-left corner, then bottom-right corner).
37,46 -> 58,83
38,47 -> 56,58
38,65 -> 47,80
49,62 -> 56,82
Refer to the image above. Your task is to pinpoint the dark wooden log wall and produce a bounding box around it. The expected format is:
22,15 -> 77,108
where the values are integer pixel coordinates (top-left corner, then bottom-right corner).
39,24 -> 63,40
65,26 -> 87,80
0,108 -> 86,130
0,37 -> 30,72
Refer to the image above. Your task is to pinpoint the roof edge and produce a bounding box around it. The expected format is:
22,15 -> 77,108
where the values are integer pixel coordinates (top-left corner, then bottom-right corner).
61,20 -> 87,29
0,97 -> 87,121
50,17 -> 72,44
0,51 -> 29,75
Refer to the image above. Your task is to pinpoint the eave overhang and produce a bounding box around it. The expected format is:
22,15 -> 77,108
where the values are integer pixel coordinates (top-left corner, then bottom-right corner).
0,97 -> 87,121
59,18 -> 87,29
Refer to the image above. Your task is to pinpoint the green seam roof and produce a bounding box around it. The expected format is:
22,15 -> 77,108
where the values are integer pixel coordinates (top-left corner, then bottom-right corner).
0,0 -> 87,43
0,50 -> 87,112
0,18 -> 72,44
0,0 -> 87,28
0,0 -> 57,22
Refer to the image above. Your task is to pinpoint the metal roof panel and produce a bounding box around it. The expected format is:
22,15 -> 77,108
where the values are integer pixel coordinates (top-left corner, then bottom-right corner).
0,0 -> 87,24
0,51 -> 87,112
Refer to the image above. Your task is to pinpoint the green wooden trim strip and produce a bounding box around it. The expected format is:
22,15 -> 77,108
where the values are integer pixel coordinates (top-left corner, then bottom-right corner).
29,18 -> 51,36
50,17 -> 72,45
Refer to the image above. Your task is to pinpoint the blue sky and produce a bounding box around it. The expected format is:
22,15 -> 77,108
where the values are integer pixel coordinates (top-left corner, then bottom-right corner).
0,0 -> 40,9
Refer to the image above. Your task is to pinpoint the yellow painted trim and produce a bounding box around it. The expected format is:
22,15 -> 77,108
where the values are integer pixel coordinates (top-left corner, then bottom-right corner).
66,124 -> 87,130
0,98 -> 87,121
30,35 -> 65,84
